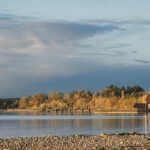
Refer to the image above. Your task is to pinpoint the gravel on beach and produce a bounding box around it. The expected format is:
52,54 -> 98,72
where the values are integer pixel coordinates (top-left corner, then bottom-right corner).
0,133 -> 150,150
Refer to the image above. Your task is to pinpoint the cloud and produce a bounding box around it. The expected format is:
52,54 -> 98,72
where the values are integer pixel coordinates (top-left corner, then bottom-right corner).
84,18 -> 150,26
134,59 -> 150,65
0,13 -> 150,97
5,65 -> 150,97
0,14 -> 120,50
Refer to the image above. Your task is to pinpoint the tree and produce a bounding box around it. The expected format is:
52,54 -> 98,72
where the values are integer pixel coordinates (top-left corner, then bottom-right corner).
19,96 -> 30,109
29,93 -> 47,107
125,85 -> 144,97
48,92 -> 63,100
100,85 -> 121,97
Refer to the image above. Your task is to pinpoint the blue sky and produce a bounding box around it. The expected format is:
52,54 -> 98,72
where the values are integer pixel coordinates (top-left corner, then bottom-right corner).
0,0 -> 150,97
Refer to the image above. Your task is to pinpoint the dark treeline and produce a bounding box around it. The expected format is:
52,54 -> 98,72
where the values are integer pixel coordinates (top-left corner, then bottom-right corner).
0,98 -> 19,109
0,85 -> 146,110
100,85 -> 144,98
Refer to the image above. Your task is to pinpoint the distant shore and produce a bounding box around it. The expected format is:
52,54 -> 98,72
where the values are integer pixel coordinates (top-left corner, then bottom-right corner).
0,108 -> 146,114
0,133 -> 150,150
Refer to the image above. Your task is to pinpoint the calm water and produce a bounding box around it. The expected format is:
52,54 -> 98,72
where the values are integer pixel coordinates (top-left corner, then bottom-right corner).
0,112 -> 150,138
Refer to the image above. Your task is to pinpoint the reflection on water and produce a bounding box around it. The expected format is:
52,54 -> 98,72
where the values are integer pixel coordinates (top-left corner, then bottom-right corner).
0,112 -> 150,138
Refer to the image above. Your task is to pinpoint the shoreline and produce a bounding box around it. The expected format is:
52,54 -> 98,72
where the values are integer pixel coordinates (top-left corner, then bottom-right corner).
0,133 -> 150,150
1,132 -> 149,139
0,109 -> 147,114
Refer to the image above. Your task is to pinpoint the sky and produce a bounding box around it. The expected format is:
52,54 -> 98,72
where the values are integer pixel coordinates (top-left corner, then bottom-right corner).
0,0 -> 150,97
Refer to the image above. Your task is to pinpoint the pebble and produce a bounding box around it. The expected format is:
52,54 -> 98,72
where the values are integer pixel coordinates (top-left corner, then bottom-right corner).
0,134 -> 150,150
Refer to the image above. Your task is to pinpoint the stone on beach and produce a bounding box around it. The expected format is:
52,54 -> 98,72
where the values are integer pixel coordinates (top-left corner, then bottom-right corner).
0,134 -> 150,150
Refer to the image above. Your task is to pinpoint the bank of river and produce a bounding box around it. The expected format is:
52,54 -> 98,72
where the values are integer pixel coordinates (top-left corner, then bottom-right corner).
0,133 -> 150,150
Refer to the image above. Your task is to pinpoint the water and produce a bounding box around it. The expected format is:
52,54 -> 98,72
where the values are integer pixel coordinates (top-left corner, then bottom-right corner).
0,112 -> 150,138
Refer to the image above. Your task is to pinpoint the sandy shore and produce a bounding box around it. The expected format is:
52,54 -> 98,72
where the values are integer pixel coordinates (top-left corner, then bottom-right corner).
0,133 -> 150,150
